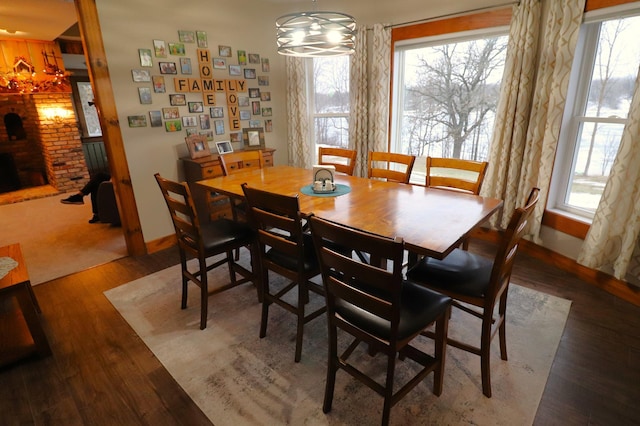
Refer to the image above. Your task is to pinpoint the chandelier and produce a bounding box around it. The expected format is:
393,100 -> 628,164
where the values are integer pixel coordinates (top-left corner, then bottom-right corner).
276,0 -> 356,57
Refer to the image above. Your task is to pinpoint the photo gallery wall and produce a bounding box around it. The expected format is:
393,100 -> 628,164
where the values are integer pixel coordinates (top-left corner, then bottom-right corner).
127,29 -> 273,152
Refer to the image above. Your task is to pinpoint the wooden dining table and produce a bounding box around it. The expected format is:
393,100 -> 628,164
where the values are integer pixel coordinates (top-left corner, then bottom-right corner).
197,165 -> 503,260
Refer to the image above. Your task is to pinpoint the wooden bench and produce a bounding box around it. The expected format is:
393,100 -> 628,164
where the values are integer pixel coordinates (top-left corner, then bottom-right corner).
0,243 -> 51,367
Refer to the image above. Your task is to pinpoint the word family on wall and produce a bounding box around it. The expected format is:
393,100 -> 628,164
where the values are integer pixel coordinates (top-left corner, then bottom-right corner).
127,30 -> 273,147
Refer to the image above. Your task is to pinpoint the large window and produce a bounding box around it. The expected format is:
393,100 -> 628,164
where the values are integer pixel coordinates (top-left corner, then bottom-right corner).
391,30 -> 509,183
551,9 -> 640,218
308,56 -> 350,161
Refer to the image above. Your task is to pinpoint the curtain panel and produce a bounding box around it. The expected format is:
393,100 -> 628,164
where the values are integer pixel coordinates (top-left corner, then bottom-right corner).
578,66 -> 640,283
484,0 -> 585,241
285,56 -> 312,168
350,24 -> 391,177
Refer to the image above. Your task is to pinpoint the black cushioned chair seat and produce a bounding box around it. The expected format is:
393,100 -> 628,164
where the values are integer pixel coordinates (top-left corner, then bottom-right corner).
406,249 -> 493,298
195,219 -> 255,252
335,281 -> 451,341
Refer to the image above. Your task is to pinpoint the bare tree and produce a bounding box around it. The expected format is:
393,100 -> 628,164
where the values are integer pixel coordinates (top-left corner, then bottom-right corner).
406,37 -> 507,159
583,20 -> 626,176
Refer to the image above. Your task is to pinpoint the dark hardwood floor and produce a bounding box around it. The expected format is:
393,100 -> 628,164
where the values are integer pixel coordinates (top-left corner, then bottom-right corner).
2,241 -> 639,425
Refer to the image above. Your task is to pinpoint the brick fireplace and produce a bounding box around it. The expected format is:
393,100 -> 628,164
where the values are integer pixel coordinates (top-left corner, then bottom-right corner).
0,93 -> 90,196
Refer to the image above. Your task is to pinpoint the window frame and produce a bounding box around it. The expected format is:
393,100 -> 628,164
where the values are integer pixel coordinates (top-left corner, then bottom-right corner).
549,2 -> 640,221
389,9 -> 512,184
305,57 -> 350,163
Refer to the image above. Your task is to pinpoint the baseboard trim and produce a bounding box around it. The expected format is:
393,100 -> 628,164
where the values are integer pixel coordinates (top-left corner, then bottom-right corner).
146,234 -> 177,254
472,228 -> 640,307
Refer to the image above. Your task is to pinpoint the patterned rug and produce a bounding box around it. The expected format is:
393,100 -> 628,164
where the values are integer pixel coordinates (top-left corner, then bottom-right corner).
105,254 -> 571,426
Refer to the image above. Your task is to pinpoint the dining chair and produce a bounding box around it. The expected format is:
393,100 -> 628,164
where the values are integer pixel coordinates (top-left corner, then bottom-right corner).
318,147 -> 357,176
241,183 -> 325,362
426,156 -> 488,195
368,151 -> 416,184
406,187 -> 540,397
154,173 -> 258,330
425,157 -> 489,251
309,215 -> 451,426
219,150 -> 266,259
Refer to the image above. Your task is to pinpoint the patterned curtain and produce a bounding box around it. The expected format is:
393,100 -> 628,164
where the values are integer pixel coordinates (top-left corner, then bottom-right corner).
578,66 -> 640,282
285,56 -> 312,168
350,24 -> 391,177
484,0 -> 585,239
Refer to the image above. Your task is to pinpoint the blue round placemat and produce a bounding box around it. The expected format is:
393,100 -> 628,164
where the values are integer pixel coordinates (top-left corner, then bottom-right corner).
300,184 -> 351,197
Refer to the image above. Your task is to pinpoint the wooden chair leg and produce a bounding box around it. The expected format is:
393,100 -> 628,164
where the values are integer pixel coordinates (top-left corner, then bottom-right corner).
433,306 -> 450,396
323,324 -> 338,413
199,257 -> 208,330
294,282 -> 306,362
481,322 -> 492,397
259,267 -> 270,339
381,353 -> 397,426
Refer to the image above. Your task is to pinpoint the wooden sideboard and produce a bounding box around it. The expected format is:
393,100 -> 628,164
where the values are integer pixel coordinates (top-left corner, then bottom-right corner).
181,148 -> 275,222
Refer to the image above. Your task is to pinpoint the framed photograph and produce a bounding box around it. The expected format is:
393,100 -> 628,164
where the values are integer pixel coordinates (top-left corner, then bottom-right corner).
213,58 -> 226,69
132,69 -> 151,82
168,42 -> 186,55
196,31 -> 208,48
261,58 -> 270,72
264,119 -> 273,132
248,53 -> 260,64
261,107 -> 272,117
218,45 -> 232,57
242,127 -> 265,149
138,87 -> 152,104
214,120 -> 225,135
149,110 -> 163,127
185,134 -> 210,159
239,110 -> 251,120
169,94 -> 187,106
230,131 -> 242,143
153,39 -> 167,57
152,75 -> 166,93
180,57 -> 192,74
248,88 -> 260,98
186,128 -> 197,136
210,106 -> 224,118
159,61 -> 177,74
237,50 -> 247,65
244,68 -> 256,79
200,130 -> 214,141
258,76 -> 269,86
182,116 -> 198,127
260,91 -> 271,101
165,119 -> 182,132
252,101 -> 261,115
139,48 -> 153,67
249,119 -> 261,128
127,115 -> 147,127
178,30 -> 195,43
229,65 -> 241,76
199,114 -> 210,129
238,96 -> 250,107
162,107 -> 179,119
216,140 -> 234,154
188,101 -> 204,113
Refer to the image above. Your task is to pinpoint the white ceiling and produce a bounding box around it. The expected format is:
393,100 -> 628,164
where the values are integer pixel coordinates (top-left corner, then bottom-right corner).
0,0 -> 77,41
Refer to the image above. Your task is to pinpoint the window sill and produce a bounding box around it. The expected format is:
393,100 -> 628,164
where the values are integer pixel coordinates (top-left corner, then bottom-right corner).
542,209 -> 591,240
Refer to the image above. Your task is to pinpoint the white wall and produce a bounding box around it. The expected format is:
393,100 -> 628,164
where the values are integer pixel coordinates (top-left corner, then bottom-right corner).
96,0 -> 292,242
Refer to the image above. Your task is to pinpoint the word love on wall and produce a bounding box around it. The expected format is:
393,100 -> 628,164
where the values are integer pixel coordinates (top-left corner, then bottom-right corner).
173,48 -> 246,131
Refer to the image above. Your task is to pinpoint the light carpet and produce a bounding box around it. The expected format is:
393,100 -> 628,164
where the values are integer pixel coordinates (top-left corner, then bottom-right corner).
0,193 -> 127,285
105,255 -> 571,426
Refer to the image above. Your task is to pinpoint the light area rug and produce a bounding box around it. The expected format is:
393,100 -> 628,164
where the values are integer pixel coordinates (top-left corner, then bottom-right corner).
0,193 -> 127,285
105,255 -> 571,426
